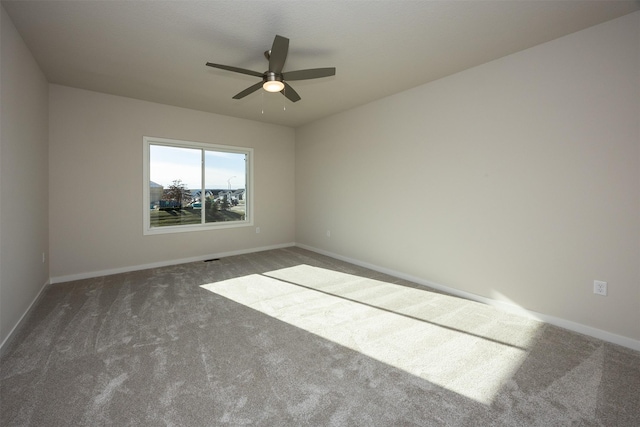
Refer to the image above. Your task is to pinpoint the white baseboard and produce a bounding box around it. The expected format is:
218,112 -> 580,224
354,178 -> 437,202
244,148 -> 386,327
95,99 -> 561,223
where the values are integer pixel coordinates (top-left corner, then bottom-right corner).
296,243 -> 640,352
28,242 -> 640,353
0,279 -> 50,355
50,243 -> 296,284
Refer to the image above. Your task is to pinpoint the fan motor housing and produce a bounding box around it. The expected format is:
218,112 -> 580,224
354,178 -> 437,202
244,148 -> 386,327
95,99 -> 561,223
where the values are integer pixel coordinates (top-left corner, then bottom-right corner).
264,71 -> 283,83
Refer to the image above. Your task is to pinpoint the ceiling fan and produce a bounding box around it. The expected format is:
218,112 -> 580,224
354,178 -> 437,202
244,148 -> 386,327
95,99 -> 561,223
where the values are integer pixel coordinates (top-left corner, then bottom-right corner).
206,35 -> 336,103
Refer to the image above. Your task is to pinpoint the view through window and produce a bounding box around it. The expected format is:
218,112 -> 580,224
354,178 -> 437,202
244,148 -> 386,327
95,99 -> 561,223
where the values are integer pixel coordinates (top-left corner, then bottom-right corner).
143,137 -> 252,234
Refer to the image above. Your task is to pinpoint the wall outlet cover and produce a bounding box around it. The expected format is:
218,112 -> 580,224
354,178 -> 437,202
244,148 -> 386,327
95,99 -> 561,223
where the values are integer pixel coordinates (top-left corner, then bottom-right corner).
594,280 -> 607,296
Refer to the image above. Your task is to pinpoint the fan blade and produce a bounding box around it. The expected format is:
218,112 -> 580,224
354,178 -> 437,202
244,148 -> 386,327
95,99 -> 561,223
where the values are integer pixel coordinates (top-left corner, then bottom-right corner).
281,82 -> 301,102
283,67 -> 336,81
233,81 -> 264,99
206,62 -> 263,78
269,35 -> 289,73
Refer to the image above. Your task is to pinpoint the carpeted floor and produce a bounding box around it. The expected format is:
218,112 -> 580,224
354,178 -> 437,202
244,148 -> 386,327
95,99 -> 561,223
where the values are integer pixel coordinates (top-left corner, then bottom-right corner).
1,247 -> 639,426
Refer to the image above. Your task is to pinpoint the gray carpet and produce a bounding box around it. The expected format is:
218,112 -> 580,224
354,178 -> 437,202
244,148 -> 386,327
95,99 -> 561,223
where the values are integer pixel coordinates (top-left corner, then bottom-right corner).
1,247 -> 639,426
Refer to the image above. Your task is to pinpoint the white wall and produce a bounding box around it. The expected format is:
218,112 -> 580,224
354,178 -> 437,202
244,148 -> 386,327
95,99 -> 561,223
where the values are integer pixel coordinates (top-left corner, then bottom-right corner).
0,6 -> 50,347
49,85 -> 295,281
296,12 -> 640,343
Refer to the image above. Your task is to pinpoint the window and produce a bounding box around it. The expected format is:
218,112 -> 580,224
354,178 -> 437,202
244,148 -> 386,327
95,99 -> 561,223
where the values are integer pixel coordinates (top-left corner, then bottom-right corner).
143,136 -> 252,235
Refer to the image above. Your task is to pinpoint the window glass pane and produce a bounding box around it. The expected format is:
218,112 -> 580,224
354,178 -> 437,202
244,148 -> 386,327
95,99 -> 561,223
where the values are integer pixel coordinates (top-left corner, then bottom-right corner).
149,145 -> 201,228
145,137 -> 251,235
204,151 -> 247,223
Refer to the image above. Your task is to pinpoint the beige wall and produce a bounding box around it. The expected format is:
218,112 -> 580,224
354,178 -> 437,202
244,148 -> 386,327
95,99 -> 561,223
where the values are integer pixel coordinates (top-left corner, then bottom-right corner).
49,85 -> 295,281
0,6 -> 50,346
296,12 -> 640,343
3,6 -> 638,350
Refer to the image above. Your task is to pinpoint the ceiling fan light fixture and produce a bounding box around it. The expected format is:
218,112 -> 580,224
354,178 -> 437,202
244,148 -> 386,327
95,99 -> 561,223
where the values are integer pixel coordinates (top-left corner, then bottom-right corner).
206,35 -> 335,103
263,80 -> 284,93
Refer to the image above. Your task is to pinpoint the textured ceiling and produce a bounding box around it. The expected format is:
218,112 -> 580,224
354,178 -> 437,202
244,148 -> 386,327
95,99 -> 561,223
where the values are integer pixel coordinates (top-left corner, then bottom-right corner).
3,1 -> 639,128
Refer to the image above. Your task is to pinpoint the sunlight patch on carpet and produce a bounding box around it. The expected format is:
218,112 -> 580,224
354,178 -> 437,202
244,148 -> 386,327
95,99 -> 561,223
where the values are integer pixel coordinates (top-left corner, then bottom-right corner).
201,264 -> 541,405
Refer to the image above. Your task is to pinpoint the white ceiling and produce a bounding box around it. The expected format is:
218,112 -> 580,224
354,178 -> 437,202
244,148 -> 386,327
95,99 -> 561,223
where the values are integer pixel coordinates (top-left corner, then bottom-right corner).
3,1 -> 639,128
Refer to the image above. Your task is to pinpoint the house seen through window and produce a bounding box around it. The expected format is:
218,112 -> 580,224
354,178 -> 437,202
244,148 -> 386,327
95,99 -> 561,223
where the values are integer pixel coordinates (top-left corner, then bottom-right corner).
143,136 -> 252,234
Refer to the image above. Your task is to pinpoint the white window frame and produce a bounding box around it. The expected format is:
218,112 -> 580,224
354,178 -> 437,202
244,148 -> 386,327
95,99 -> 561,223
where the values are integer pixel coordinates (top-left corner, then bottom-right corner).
143,136 -> 253,235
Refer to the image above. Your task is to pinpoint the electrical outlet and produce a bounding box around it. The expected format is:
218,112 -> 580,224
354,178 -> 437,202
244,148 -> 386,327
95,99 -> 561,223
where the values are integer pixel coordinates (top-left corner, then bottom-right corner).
256,227 -> 260,234
326,230 -> 331,238
593,280 -> 607,296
